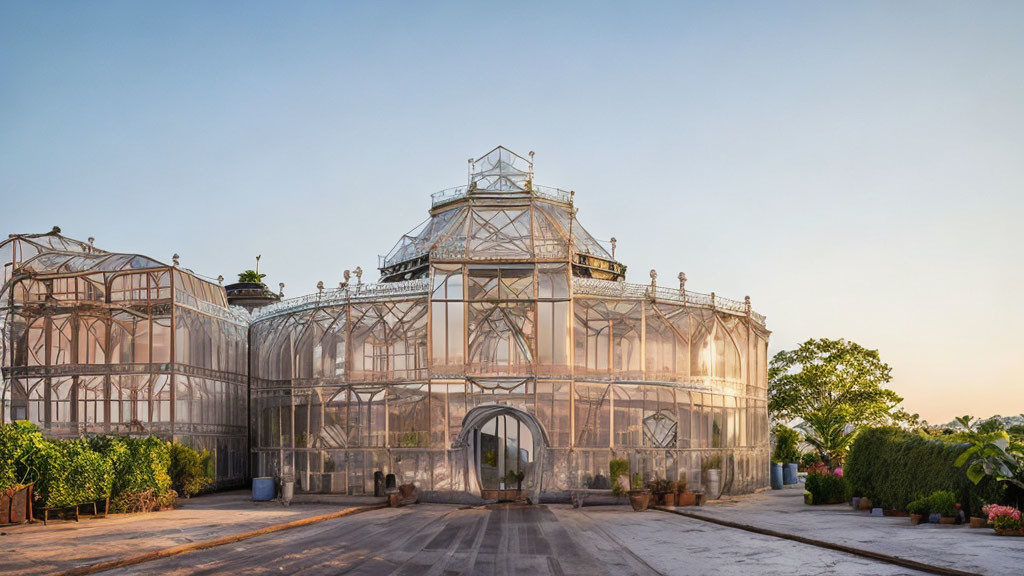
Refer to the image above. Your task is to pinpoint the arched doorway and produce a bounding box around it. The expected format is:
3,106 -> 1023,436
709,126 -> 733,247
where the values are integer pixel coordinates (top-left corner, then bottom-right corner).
457,405 -> 547,503
476,412 -> 534,491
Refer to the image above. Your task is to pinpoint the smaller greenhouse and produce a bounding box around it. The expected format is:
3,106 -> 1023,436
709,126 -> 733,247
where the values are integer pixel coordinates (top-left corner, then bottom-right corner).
0,229 -> 250,484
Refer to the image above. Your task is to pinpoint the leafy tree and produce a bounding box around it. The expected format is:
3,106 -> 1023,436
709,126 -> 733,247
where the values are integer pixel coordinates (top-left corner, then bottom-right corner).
238,269 -> 266,284
769,338 -> 905,428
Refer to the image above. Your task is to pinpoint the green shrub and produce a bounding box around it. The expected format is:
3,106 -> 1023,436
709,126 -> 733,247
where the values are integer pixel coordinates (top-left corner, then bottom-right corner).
928,490 -> 957,517
89,436 -> 171,497
805,472 -> 850,505
36,439 -> 112,508
0,424 -> 21,493
907,496 -> 929,515
610,459 -> 630,495
0,422 -> 111,507
168,443 -> 214,497
800,452 -> 821,469
845,427 -> 1003,516
772,425 -> 801,464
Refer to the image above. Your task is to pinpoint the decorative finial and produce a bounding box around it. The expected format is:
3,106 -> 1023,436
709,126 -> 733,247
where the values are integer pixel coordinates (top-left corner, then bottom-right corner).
649,269 -> 657,293
278,282 -> 285,297
317,281 -> 324,292
172,253 -> 180,267
610,237 -> 617,259
343,269 -> 351,282
745,296 -> 751,315
678,272 -> 687,293
88,237 -> 95,246
51,226 -> 61,234
710,292 -> 716,308
529,150 -> 535,158
217,275 -> 224,285
354,266 -> 363,285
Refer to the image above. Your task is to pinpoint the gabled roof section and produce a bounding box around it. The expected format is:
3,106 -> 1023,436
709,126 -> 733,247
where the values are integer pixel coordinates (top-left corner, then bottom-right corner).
0,229 -> 172,295
469,146 -> 532,193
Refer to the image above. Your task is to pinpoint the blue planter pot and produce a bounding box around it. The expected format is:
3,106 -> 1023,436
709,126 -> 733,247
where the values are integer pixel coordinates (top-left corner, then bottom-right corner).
770,463 -> 784,489
783,463 -> 799,485
252,477 -> 276,501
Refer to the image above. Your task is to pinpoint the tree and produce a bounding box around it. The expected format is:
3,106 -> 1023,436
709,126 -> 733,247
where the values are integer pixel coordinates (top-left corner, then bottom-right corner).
799,408 -> 858,468
769,338 -> 907,438
978,418 -> 1006,435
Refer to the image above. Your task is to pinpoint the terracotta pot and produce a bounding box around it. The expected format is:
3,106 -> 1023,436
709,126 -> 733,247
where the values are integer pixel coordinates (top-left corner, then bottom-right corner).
909,514 -> 923,526
858,497 -> 873,511
969,516 -> 987,528
994,527 -> 1024,536
663,492 -> 677,507
2,485 -> 32,525
628,490 -> 651,512
677,491 -> 696,506
939,516 -> 956,525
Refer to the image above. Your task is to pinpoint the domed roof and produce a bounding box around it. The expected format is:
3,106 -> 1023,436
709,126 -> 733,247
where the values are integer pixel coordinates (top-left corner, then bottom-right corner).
379,147 -> 626,282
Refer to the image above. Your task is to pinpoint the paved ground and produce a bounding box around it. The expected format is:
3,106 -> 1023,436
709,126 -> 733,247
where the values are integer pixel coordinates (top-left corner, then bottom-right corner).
0,491 -> 381,576
676,487 -> 1024,575
100,503 -> 926,576
3,488 -> 1019,575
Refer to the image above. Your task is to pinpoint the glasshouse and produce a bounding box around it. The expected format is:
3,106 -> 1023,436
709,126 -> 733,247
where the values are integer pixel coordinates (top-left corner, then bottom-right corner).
1,146 -> 770,501
248,146 -> 771,501
0,231 -> 250,484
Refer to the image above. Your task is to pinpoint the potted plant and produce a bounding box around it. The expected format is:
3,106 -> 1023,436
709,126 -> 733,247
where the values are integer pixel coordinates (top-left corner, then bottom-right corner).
627,473 -> 650,512
772,425 -> 801,485
770,460 -> 784,490
927,490 -> 958,525
610,459 -> 630,497
664,481 -> 678,507
676,477 -> 696,506
702,454 -> 723,499
985,505 -> 1023,536
907,496 -> 928,525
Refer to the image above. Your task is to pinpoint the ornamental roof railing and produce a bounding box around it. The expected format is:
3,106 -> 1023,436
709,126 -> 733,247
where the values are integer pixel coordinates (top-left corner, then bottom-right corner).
430,183 -> 573,209
252,278 -> 430,321
572,277 -> 767,326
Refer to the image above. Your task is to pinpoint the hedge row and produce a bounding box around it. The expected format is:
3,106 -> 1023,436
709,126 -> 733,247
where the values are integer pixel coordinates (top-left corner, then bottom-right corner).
0,422 -> 212,511
845,427 -> 1003,516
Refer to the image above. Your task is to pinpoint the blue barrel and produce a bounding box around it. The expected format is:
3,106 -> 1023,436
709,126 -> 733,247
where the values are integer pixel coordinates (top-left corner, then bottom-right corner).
783,463 -> 799,485
252,477 -> 275,501
770,463 -> 783,489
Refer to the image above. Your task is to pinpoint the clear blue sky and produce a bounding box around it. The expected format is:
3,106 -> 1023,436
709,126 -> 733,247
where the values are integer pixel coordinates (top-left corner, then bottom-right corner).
2,1 -> 1022,423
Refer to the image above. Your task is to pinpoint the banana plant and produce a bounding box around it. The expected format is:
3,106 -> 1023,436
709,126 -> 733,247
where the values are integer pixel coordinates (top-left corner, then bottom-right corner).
954,432 -> 1024,489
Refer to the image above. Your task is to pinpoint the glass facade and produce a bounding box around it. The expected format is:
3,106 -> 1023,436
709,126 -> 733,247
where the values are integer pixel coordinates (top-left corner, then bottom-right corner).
0,231 -> 249,485
248,147 -> 771,500
0,147 -> 769,499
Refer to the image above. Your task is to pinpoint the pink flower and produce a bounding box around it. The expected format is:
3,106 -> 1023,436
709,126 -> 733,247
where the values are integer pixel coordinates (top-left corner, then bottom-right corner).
983,505 -> 1021,523
833,468 -> 843,477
